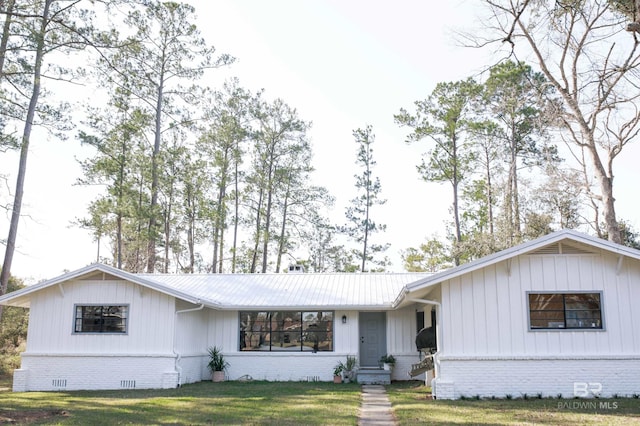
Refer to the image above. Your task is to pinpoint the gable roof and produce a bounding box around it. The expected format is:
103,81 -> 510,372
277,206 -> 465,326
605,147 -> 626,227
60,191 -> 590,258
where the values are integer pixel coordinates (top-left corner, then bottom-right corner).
0,263 -> 205,308
0,262 -> 430,310
2,230 -> 637,310
399,229 -> 640,304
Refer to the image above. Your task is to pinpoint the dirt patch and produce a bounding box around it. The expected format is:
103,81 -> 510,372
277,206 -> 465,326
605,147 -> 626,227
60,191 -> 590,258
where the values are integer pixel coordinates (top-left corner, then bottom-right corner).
0,410 -> 68,424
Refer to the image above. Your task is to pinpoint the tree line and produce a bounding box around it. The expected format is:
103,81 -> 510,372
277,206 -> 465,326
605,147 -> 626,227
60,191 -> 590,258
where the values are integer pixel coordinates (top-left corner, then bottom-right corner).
1,1 -> 640,296
398,1 -> 640,271
0,0 -> 389,292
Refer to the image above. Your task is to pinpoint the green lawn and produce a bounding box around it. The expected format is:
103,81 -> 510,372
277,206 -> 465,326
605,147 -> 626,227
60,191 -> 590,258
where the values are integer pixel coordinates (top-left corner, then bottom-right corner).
0,380 -> 362,425
2,378 -> 640,425
387,381 -> 640,426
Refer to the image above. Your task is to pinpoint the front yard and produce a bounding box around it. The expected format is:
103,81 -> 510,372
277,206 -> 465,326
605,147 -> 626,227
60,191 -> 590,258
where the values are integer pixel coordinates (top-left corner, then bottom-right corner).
387,382 -> 640,425
1,378 -> 639,425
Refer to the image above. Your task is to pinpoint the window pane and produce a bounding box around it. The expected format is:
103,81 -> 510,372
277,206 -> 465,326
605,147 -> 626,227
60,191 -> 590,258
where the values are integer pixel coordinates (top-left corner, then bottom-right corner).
529,293 -> 602,330
240,311 -> 334,351
240,312 -> 269,351
530,309 -> 565,328
75,305 -> 127,333
565,293 -> 600,310
529,293 -> 563,311
302,312 -> 333,351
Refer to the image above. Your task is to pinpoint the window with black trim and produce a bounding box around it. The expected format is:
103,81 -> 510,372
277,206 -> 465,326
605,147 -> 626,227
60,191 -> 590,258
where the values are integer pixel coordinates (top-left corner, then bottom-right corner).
239,311 -> 333,351
74,305 -> 128,333
528,293 -> 602,329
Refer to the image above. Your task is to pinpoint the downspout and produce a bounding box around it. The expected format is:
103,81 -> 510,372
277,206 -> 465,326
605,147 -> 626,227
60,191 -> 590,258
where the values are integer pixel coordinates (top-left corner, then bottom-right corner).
173,302 -> 204,387
408,298 -> 442,385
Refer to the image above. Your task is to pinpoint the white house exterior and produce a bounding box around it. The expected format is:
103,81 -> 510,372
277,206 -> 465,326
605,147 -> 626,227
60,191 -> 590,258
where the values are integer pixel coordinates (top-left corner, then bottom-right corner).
401,230 -> 640,399
0,265 -> 431,392
1,230 -> 640,399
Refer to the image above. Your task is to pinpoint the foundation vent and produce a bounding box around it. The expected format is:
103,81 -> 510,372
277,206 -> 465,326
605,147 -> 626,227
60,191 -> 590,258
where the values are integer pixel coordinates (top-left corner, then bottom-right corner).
305,375 -> 320,382
52,379 -> 67,388
120,380 -> 136,389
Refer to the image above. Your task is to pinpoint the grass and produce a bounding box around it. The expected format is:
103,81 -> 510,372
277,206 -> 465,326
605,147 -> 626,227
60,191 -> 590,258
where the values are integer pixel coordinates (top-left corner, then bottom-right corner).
2,378 -> 640,425
0,380 -> 362,425
387,381 -> 640,426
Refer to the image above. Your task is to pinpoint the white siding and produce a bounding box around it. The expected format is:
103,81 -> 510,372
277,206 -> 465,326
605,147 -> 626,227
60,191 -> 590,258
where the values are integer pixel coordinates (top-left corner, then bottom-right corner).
16,279 -> 181,391
441,252 -> 640,357
435,251 -> 640,399
200,308 -> 420,382
387,306 -> 427,381
26,279 -> 176,355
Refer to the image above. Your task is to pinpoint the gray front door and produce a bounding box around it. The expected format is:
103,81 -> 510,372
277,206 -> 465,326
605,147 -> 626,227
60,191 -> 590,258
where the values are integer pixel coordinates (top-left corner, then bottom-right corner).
359,312 -> 386,367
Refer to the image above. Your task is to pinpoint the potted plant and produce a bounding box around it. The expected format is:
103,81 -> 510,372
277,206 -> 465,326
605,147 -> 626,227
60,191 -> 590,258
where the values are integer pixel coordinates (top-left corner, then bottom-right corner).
342,355 -> 358,383
379,354 -> 396,371
333,363 -> 343,384
207,346 -> 229,382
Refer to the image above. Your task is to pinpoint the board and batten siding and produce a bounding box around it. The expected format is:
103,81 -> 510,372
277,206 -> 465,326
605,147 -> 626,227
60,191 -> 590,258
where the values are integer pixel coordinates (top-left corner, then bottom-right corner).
15,279 -> 182,391
434,250 -> 640,399
441,252 -> 640,357
25,279 -> 176,354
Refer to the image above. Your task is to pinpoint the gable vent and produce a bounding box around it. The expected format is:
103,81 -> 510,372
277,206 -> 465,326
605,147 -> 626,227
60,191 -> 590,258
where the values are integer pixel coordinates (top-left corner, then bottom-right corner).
120,380 -> 136,389
529,242 -> 595,256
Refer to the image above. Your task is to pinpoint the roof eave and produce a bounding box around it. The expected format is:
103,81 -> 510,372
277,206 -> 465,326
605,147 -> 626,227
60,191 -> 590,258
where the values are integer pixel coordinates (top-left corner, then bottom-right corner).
404,229 -> 640,294
0,263 -> 210,308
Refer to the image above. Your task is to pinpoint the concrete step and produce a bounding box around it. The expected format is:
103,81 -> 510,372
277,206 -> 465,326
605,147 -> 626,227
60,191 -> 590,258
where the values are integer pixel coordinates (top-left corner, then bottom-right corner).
357,368 -> 391,385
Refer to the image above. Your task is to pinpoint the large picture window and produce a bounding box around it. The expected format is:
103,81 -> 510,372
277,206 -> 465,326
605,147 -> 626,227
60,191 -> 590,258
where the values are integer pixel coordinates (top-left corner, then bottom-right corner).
74,305 -> 128,333
239,311 -> 333,351
528,293 -> 602,330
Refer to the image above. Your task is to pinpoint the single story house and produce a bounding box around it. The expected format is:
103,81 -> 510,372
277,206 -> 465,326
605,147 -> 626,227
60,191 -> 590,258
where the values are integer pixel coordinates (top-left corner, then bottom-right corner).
1,229 -> 639,399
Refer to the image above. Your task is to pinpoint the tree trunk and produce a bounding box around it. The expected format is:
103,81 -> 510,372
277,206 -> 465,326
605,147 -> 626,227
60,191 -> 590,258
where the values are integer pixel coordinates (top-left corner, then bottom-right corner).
231,156 -> 240,273
249,186 -> 264,273
147,74 -> 165,273
261,175 -> 273,274
0,0 -> 16,80
0,0 -> 51,312
275,180 -> 291,273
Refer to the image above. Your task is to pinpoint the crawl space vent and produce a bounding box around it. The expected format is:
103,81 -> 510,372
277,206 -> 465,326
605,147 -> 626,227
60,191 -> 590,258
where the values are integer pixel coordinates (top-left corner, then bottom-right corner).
52,379 -> 67,388
120,380 -> 136,389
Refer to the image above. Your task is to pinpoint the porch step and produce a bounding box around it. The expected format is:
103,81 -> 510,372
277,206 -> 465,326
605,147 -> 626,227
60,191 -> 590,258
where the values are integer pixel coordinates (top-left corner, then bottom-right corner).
357,368 -> 391,385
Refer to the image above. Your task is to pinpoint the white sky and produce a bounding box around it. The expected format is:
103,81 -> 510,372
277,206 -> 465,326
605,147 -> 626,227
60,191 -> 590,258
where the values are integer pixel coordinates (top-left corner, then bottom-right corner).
1,0 -> 639,283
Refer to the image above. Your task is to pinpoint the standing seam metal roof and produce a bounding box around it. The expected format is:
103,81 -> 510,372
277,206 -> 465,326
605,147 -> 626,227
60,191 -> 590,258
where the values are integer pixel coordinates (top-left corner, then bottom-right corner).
141,272 -> 431,309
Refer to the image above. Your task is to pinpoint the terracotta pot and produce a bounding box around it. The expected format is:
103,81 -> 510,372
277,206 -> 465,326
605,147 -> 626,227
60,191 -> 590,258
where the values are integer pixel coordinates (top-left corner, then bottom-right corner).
333,375 -> 342,384
212,371 -> 225,382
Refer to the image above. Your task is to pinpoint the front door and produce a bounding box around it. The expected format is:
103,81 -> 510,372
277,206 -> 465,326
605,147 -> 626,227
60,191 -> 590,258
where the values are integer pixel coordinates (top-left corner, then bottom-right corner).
359,312 -> 386,367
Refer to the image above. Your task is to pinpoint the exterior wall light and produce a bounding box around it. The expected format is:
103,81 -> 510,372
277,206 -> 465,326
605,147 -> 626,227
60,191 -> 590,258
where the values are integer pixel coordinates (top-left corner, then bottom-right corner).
342,315 -> 347,324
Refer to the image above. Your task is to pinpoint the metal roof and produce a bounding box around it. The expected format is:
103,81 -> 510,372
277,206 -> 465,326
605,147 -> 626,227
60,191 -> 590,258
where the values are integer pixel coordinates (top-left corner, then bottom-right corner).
2,230 -> 634,310
142,272 -> 431,310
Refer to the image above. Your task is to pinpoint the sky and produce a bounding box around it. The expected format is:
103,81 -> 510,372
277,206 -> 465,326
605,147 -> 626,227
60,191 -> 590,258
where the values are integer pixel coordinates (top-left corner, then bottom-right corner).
1,1 -> 639,283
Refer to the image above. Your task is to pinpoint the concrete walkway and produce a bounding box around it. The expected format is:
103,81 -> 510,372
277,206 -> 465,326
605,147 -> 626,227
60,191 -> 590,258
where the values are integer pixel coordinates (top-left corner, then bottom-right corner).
358,384 -> 396,425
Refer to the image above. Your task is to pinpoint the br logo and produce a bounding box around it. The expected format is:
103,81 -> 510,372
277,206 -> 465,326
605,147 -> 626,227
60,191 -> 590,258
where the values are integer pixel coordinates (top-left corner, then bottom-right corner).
573,382 -> 602,397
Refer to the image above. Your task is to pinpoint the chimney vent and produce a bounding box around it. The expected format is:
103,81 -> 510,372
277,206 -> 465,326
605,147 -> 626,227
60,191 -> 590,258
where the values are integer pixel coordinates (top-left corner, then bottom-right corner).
288,264 -> 305,273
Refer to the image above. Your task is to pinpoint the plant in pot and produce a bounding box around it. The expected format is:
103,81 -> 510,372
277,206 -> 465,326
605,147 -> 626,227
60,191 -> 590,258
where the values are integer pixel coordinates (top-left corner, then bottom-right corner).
342,355 -> 358,383
207,346 -> 229,382
379,354 -> 396,371
333,363 -> 344,384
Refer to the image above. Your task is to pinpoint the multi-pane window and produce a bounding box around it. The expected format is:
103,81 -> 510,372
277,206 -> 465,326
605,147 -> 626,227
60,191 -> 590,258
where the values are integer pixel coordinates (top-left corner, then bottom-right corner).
239,311 -> 333,351
74,305 -> 128,333
528,293 -> 602,330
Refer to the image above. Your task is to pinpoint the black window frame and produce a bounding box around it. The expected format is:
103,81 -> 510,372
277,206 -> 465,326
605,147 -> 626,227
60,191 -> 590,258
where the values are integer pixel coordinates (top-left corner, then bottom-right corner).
239,311 -> 334,352
73,304 -> 129,334
527,292 -> 603,330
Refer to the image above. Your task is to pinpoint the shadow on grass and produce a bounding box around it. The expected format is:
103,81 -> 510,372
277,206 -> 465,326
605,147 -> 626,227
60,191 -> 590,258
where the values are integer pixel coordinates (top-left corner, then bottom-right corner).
0,381 -> 362,425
